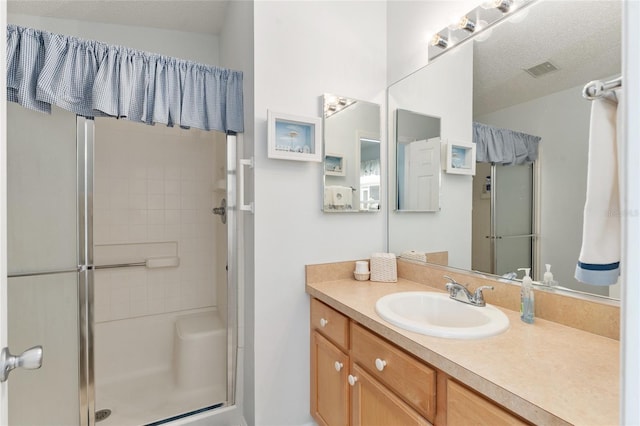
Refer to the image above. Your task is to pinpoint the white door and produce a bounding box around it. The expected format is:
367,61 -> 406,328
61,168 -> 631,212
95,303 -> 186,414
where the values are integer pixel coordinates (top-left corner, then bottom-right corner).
404,138 -> 440,211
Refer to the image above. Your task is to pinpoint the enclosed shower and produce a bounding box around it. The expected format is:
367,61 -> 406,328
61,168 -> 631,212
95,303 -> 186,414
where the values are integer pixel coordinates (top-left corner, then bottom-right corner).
5,22 -> 242,426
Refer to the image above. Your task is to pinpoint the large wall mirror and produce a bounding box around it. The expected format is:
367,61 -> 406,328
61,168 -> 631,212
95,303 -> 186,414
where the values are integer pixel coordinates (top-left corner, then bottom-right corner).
388,0 -> 621,300
323,94 -> 381,213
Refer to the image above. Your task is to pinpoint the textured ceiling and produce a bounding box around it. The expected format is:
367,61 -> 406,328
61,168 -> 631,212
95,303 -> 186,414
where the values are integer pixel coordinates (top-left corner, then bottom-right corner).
7,0 -> 230,35
473,0 -> 621,117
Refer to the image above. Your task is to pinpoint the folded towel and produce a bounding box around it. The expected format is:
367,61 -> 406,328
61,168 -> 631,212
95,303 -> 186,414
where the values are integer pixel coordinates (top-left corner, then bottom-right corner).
400,250 -> 427,262
575,89 -> 621,286
324,186 -> 353,210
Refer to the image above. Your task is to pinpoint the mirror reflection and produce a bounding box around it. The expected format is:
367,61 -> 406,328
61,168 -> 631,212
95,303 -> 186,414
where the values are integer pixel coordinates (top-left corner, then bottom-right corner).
323,94 -> 381,212
388,0 -> 621,299
396,109 -> 441,212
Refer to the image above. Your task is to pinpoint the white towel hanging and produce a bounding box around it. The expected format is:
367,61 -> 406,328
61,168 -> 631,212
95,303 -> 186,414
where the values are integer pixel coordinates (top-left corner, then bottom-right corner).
575,89 -> 622,286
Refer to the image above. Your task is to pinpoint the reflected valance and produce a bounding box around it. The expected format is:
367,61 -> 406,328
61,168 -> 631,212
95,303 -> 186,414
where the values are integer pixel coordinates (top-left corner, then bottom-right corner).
6,24 -> 243,132
473,122 -> 540,165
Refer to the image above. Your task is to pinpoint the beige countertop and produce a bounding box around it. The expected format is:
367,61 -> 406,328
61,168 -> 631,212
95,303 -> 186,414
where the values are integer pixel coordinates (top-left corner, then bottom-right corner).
306,277 -> 619,426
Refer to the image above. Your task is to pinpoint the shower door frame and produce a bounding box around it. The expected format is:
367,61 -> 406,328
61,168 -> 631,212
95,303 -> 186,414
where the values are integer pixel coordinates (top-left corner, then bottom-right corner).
76,117 -> 239,426
77,117 -> 95,426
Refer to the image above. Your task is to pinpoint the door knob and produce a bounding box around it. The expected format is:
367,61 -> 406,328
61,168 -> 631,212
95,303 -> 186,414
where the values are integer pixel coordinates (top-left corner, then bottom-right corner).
0,346 -> 43,382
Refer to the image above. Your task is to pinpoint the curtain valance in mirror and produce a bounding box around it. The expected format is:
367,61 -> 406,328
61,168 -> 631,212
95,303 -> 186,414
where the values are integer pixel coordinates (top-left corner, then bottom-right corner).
6,24 -> 244,133
473,122 -> 540,165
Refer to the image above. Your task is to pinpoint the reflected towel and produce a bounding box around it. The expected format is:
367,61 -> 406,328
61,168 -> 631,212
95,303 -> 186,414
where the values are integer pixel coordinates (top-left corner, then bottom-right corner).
324,186 -> 353,210
575,89 -> 621,286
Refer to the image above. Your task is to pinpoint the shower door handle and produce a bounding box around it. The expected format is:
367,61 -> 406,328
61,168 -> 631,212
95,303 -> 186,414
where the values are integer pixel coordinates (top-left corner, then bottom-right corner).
0,345 -> 43,382
239,157 -> 255,213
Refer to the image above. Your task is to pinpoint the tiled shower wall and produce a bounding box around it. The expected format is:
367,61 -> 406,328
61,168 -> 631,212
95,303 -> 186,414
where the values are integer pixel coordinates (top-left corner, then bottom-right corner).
92,119 -> 226,322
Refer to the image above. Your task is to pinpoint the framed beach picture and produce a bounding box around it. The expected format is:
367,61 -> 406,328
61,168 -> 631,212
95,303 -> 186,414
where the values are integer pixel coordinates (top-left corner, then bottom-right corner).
324,153 -> 345,176
267,110 -> 322,162
445,140 -> 476,175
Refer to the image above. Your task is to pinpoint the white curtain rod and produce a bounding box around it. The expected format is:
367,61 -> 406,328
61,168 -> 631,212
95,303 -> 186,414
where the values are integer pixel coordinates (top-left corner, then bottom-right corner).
582,76 -> 623,100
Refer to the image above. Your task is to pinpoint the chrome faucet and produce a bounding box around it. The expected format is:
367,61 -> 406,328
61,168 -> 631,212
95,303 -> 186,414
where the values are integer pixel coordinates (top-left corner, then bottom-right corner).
444,276 -> 494,307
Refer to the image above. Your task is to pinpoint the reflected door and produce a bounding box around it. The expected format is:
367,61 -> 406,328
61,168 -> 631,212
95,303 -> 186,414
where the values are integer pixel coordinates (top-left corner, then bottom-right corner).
401,138 -> 440,211
4,104 -> 82,425
493,163 -> 535,278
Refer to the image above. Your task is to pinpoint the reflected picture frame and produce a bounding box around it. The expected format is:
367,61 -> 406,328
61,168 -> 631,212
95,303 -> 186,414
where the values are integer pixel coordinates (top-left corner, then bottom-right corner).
267,110 -> 322,162
324,153 -> 345,176
445,140 -> 476,175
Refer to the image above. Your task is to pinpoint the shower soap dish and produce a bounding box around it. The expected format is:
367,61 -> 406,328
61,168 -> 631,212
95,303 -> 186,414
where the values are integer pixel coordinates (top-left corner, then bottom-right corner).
370,253 -> 397,282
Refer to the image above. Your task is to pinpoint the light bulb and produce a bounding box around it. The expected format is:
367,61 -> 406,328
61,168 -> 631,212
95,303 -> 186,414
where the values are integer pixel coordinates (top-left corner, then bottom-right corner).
493,0 -> 513,13
458,16 -> 476,32
430,33 -> 449,49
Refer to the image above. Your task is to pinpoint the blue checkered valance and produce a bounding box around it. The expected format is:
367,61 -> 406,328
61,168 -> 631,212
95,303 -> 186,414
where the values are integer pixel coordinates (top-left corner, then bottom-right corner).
6,24 -> 244,133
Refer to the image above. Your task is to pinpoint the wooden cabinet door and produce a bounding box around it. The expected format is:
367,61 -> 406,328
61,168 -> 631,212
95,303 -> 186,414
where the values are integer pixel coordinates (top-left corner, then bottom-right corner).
350,363 -> 431,426
447,379 -> 529,426
311,331 -> 349,426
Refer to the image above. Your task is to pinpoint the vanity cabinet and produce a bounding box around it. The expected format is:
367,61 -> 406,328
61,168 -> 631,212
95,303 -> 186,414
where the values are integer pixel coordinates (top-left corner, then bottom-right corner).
310,298 -> 528,426
311,299 -> 433,426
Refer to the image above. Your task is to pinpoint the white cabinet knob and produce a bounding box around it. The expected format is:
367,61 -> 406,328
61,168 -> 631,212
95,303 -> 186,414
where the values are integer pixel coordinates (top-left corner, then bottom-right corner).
334,361 -> 343,372
375,358 -> 387,371
320,318 -> 328,327
348,374 -> 358,386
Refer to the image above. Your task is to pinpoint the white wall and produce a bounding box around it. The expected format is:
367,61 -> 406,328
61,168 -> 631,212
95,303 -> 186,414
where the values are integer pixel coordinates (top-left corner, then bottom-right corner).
387,41 -> 474,269
253,2 -> 386,424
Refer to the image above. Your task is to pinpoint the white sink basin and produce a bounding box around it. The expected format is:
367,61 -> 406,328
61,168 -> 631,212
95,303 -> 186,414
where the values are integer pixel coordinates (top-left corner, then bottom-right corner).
375,291 -> 509,339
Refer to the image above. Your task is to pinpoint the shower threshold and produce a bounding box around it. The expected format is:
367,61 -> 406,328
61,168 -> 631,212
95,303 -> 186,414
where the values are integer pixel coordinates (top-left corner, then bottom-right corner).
96,367 -> 226,426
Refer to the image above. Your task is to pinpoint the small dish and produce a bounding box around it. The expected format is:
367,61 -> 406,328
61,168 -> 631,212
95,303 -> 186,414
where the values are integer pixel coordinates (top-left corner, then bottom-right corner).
353,271 -> 370,281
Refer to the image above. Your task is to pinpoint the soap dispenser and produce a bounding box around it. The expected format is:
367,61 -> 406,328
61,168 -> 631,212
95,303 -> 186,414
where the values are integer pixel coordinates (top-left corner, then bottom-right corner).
543,264 -> 554,287
518,268 -> 535,324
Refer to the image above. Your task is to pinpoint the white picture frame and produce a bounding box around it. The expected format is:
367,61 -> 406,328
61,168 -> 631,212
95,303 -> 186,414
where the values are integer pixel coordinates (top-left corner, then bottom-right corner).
324,153 -> 345,176
445,140 -> 476,175
267,110 -> 322,162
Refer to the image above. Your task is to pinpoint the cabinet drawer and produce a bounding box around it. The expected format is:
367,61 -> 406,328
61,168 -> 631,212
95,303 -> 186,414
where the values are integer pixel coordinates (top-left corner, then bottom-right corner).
350,322 -> 436,422
311,298 -> 349,351
447,379 -> 529,426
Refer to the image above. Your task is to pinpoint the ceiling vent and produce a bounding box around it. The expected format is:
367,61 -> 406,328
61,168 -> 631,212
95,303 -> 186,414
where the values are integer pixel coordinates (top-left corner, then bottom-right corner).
524,61 -> 559,78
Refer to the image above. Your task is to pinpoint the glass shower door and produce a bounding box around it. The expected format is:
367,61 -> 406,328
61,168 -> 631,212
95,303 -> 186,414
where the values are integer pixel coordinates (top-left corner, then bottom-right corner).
5,103 -> 82,425
493,162 -> 536,278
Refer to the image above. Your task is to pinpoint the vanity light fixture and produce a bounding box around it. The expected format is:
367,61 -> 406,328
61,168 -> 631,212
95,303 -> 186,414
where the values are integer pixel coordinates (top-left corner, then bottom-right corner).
427,0 -> 536,62
430,33 -> 449,49
323,95 -> 356,118
458,16 -> 477,33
